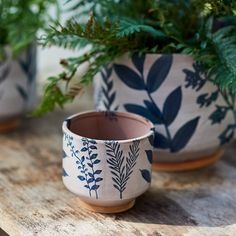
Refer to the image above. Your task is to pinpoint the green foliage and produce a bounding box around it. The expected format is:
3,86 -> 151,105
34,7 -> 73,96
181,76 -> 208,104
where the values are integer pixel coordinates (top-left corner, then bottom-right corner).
0,0 -> 58,59
37,0 -> 236,114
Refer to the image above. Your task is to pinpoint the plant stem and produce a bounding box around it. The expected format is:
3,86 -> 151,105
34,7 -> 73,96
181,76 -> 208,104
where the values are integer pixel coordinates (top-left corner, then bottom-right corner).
146,89 -> 172,148
86,140 -> 98,199
68,140 -> 91,196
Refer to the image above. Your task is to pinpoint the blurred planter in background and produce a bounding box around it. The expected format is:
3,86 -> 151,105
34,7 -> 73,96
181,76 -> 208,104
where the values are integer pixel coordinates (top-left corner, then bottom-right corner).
0,44 -> 37,132
0,0 -> 58,132
94,54 -> 236,171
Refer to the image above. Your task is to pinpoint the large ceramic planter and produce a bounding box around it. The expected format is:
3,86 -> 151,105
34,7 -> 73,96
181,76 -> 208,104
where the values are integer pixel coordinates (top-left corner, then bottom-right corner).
0,44 -> 37,132
94,54 -> 236,171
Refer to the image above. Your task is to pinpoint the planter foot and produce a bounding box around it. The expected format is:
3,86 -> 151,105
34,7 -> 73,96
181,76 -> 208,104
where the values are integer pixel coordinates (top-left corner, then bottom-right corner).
152,149 -> 224,172
0,118 -> 21,133
78,199 -> 135,213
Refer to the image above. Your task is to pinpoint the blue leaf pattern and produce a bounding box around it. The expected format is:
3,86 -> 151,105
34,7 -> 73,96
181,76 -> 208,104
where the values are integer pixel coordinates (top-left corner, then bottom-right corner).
115,56 -> 201,153
184,62 -> 236,145
131,54 -> 145,75
63,150 -> 67,158
146,55 -> 173,93
140,169 -> 151,183
63,168 -> 69,177
145,150 -> 153,164
100,66 -> 119,111
171,117 -> 200,152
105,140 -> 140,199
154,132 -> 169,149
113,64 -> 145,90
64,134 -> 103,199
162,86 -> 182,126
124,104 -> 158,124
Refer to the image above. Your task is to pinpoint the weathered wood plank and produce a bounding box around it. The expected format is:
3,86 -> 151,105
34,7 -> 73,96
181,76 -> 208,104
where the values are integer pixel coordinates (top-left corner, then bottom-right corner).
0,105 -> 236,236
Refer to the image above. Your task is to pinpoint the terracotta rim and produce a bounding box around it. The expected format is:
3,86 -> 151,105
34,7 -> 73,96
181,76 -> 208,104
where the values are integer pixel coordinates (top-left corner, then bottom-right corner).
63,110 -> 154,143
152,149 -> 224,172
0,118 -> 21,133
78,199 -> 135,214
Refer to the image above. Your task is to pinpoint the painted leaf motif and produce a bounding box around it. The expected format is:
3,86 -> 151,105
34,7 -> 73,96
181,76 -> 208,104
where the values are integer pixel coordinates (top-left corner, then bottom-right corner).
88,177 -> 95,183
219,127 -> 235,145
94,170 -> 102,175
81,147 -> 88,152
154,132 -> 169,149
90,154 -> 98,159
89,140 -> 97,144
163,86 -> 182,126
63,150 -> 67,158
78,175 -> 86,181
148,133 -> 154,147
124,104 -> 158,124
131,54 -> 145,74
93,159 -> 101,164
0,65 -> 10,84
62,168 -> 68,177
140,169 -> 151,183
88,173 -> 93,178
171,117 -> 200,152
114,64 -> 145,90
95,177 -> 103,182
145,150 -> 153,164
146,55 -> 173,93
143,100 -> 163,124
91,185 -> 100,190
209,106 -> 228,124
16,85 -> 28,101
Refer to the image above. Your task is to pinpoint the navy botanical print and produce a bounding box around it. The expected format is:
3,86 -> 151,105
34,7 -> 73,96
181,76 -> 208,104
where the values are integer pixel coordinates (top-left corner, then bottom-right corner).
183,62 -> 236,145
99,66 -> 119,111
140,149 -> 152,183
63,150 -> 67,158
63,168 -> 69,177
140,169 -> 151,183
0,60 -> 10,85
17,44 -> 36,101
64,134 -> 103,199
114,54 -> 200,152
105,140 -> 140,199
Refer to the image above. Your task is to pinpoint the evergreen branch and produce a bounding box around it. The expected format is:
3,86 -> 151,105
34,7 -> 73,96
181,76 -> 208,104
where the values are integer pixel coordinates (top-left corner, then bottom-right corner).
34,0 -> 236,113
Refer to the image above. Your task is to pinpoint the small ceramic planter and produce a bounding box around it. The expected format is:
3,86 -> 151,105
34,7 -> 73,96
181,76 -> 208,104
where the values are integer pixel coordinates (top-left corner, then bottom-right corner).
0,44 -> 37,132
62,111 -> 154,213
94,54 -> 236,172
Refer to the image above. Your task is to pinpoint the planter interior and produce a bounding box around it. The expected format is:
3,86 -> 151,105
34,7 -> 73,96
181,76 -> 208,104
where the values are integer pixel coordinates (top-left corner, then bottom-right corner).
68,111 -> 153,140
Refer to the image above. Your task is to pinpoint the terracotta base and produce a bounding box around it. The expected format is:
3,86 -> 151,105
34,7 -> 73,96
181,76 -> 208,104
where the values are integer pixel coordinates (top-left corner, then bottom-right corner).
0,118 -> 21,133
152,149 -> 224,172
78,199 -> 135,213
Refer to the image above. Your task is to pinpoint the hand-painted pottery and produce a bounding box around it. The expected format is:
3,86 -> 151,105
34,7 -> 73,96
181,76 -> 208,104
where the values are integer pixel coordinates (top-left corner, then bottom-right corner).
62,111 -> 154,213
0,44 -> 37,132
94,54 -> 236,171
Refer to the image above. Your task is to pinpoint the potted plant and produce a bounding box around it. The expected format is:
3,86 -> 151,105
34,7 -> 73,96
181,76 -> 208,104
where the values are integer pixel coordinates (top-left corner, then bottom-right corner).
0,0 -> 58,132
36,0 -> 236,171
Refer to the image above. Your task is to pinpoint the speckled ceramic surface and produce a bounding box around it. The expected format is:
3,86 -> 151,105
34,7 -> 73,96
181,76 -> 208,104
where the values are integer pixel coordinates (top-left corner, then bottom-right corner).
0,44 -> 37,122
62,111 -> 154,213
94,54 -> 236,164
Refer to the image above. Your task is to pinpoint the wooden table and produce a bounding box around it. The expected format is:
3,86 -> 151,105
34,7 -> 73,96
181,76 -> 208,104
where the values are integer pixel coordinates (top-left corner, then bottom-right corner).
0,105 -> 236,236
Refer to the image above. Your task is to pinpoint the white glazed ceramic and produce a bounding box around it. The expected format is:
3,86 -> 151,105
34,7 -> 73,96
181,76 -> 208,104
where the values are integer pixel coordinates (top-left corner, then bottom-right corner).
62,111 -> 154,213
94,54 -> 236,169
0,44 -> 37,126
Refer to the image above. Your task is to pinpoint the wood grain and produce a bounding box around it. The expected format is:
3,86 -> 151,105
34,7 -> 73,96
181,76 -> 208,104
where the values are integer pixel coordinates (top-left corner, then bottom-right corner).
0,105 -> 236,236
